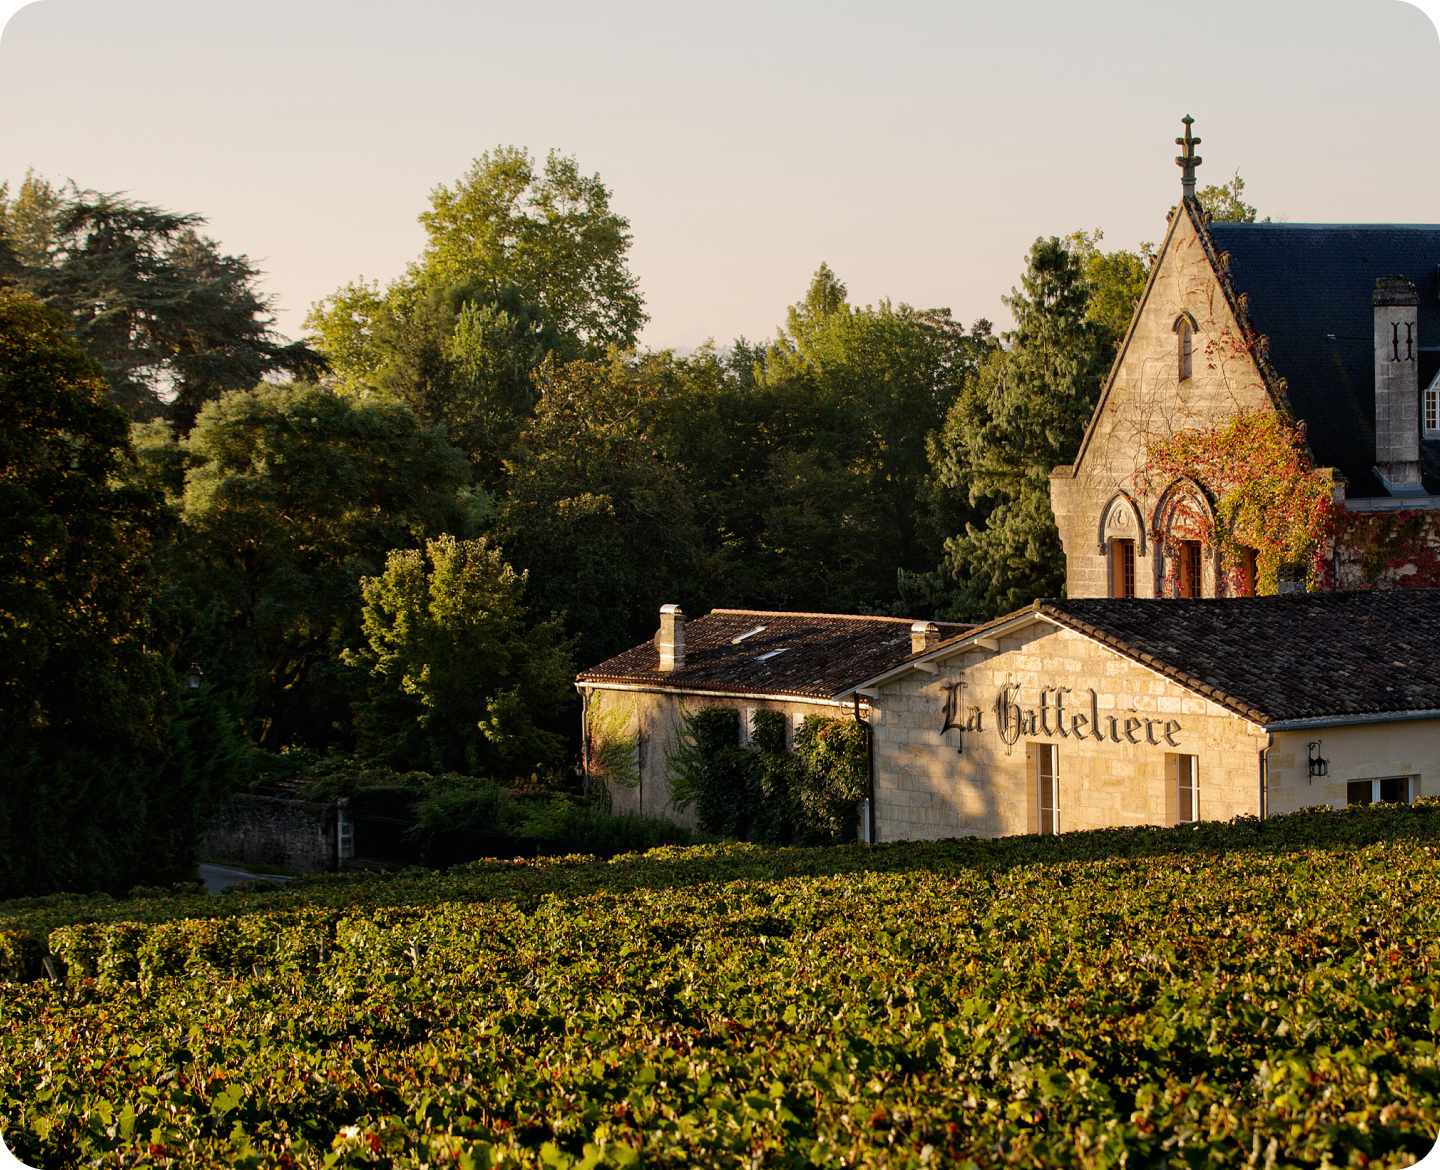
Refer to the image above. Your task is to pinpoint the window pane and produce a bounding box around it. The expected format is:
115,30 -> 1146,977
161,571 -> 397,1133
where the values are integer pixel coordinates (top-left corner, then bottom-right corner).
1380,776 -> 1408,804
1347,780 -> 1372,806
1038,744 -> 1056,835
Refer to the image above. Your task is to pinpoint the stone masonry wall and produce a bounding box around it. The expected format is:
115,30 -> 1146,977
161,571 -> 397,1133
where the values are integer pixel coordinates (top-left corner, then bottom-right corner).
1050,206 -> 1275,599
870,622 -> 1268,841
200,794 -> 339,872
1267,721 -> 1440,814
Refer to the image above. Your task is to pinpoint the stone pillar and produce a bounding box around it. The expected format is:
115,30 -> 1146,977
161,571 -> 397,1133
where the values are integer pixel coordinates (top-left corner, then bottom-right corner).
1373,275 -> 1422,495
657,604 -> 685,671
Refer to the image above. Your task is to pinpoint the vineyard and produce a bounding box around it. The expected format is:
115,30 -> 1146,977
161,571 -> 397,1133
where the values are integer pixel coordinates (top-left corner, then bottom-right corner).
3,804 -> 1440,1168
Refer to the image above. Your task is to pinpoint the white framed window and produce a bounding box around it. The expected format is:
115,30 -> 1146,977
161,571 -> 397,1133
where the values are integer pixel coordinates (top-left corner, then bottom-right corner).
1347,776 -> 1414,805
1425,375 -> 1439,437
1037,743 -> 1057,835
1176,754 -> 1198,823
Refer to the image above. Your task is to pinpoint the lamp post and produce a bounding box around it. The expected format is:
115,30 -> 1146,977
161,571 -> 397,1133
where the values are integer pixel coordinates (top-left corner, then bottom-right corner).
187,662 -> 205,690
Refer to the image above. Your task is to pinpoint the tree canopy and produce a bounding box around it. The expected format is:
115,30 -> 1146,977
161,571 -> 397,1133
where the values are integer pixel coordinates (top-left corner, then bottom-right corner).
0,291 -> 215,897
0,173 -> 325,430
930,237 -> 1115,617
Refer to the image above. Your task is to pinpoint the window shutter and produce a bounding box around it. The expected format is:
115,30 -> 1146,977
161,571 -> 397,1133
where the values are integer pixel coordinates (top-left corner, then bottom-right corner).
1164,753 -> 1178,827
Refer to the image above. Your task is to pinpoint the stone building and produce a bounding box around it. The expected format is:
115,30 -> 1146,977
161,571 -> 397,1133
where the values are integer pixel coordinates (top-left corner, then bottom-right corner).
575,606 -> 968,827
1050,117 -> 1440,598
838,591 -> 1440,842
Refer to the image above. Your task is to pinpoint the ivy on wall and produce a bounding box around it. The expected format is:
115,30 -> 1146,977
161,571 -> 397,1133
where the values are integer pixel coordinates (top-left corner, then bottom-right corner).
1141,411 -> 1337,593
1141,410 -> 1440,593
1330,509 -> 1440,590
665,707 -> 867,844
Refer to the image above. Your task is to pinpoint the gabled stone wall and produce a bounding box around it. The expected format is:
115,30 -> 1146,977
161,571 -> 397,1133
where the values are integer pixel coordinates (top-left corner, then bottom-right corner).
869,622 -> 1268,840
1051,205 -> 1275,598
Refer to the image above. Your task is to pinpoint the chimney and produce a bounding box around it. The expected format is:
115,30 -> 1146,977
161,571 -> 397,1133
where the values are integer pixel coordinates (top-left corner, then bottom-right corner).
657,604 -> 685,671
910,621 -> 941,655
1373,275 -> 1424,496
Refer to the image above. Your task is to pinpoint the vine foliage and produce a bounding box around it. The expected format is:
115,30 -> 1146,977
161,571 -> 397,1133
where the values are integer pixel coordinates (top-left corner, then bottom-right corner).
1141,411 -> 1337,593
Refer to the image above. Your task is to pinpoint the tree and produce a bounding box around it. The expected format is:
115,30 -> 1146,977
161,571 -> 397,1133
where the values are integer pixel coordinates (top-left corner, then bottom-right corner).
345,534 -> 574,777
501,352 -> 705,667
661,266 -> 988,615
1066,229 -> 1155,343
0,173 -> 325,430
931,237 -> 1114,618
1196,171 -> 1265,223
415,147 -> 646,355
0,292 -> 214,896
159,383 -> 475,750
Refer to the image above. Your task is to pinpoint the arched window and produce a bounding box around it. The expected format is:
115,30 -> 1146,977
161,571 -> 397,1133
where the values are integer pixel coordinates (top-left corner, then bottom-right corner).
1174,314 -> 1195,381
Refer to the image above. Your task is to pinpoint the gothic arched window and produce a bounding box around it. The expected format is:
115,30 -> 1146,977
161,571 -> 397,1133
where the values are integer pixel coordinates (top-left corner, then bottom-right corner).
1173,314 -> 1195,381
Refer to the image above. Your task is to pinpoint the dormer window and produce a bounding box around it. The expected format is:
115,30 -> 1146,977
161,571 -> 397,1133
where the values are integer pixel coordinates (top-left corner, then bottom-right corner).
1173,314 -> 1195,381
1425,372 -> 1439,438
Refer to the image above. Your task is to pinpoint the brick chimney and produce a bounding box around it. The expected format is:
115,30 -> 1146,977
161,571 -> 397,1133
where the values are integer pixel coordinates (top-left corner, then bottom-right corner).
657,604 -> 685,671
910,621 -> 941,654
1373,275 -> 1424,496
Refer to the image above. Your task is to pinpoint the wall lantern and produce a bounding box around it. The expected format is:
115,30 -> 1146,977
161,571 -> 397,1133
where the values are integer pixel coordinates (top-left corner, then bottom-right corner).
1307,741 -> 1329,779
187,662 -> 205,690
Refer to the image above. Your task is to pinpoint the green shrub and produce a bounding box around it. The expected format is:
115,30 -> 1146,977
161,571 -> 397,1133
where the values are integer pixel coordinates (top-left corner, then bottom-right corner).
668,707 -> 869,843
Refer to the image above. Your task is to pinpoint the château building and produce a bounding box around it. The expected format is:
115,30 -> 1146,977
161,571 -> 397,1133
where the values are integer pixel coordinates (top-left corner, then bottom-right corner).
1050,117 -> 1440,598
579,121 -> 1440,844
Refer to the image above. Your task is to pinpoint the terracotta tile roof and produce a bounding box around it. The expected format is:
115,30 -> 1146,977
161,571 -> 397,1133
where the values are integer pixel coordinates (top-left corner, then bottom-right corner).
950,592 -> 1440,725
577,609 -> 973,701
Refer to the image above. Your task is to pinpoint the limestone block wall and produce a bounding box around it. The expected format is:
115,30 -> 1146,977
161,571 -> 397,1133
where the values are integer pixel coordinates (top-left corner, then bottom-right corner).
1267,721 -> 1440,813
1051,206 -> 1275,599
870,623 -> 1267,841
582,687 -> 846,828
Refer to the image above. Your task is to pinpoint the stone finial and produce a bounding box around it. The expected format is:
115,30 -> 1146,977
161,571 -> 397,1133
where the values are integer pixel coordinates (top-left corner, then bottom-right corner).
1175,115 -> 1203,199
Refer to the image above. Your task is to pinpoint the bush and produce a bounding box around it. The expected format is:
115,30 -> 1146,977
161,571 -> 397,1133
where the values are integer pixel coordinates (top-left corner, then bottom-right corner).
667,707 -> 869,844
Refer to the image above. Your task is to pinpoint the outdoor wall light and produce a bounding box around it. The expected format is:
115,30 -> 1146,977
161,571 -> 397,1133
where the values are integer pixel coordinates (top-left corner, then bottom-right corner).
187,662 -> 205,690
1307,741 -> 1329,779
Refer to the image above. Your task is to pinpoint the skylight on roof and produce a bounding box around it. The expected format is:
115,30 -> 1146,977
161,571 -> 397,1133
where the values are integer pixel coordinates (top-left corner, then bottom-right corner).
754,648 -> 788,662
731,625 -> 767,644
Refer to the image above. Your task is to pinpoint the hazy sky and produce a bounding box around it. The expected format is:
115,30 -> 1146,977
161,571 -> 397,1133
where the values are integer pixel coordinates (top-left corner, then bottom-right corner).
2,0 -> 1437,350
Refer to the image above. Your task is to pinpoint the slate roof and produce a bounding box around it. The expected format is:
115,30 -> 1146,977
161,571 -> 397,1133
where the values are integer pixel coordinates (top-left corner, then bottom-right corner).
1206,222 -> 1440,497
949,591 -> 1440,726
577,610 -> 973,701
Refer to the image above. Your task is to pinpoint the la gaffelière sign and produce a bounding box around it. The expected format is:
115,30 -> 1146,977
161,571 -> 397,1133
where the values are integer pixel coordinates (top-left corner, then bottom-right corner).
940,678 -> 1182,751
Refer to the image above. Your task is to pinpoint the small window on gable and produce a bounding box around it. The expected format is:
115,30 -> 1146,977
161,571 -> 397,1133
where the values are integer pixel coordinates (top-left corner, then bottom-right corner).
1175,316 -> 1194,381
1425,375 -> 1439,437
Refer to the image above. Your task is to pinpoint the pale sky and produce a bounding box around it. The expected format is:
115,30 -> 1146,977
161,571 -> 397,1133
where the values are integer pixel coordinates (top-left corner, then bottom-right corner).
2,0 -> 1438,351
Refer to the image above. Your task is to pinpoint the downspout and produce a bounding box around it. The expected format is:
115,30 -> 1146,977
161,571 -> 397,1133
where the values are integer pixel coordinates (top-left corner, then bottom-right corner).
855,693 -> 876,844
1260,731 -> 1272,821
580,687 -> 592,798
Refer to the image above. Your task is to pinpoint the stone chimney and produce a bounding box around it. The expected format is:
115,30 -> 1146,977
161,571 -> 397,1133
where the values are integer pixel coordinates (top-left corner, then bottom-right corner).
1373,275 -> 1424,496
657,604 -> 685,671
910,621 -> 941,654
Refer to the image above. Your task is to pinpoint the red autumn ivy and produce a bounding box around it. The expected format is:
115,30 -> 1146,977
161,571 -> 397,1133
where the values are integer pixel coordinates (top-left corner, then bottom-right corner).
1140,411 -> 1338,594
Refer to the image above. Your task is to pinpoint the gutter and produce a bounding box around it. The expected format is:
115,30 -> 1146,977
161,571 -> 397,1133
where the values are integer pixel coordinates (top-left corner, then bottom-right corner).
854,693 -> 876,844
1264,709 -> 1440,732
574,680 -> 854,707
